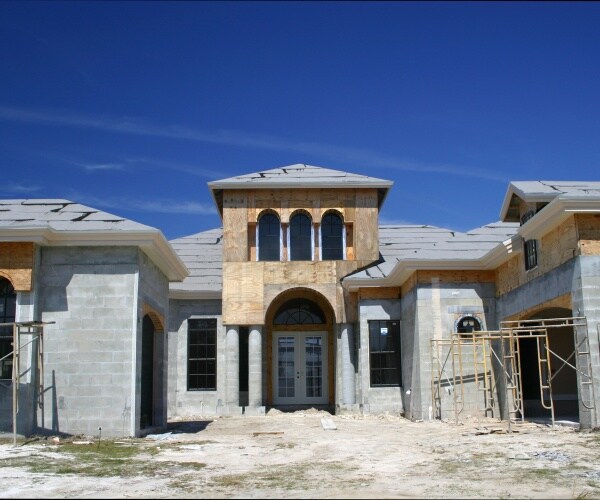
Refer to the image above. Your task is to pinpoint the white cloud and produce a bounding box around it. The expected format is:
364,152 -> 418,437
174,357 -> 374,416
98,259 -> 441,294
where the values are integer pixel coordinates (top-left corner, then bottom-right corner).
0,105 -> 507,183
1,183 -> 42,194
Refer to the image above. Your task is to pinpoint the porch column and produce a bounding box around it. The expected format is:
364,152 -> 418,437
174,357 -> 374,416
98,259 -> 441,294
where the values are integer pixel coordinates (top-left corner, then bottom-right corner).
248,325 -> 263,407
341,323 -> 356,405
226,325 -> 239,408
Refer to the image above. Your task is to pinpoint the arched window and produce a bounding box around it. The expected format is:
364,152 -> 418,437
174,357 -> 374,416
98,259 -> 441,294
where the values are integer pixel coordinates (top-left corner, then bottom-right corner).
457,316 -> 482,335
274,298 -> 326,325
258,212 -> 281,261
321,212 -> 344,261
289,212 -> 312,261
0,278 -> 16,380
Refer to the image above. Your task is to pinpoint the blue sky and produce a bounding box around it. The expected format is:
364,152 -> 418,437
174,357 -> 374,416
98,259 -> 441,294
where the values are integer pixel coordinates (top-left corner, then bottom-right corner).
1,1 -> 599,240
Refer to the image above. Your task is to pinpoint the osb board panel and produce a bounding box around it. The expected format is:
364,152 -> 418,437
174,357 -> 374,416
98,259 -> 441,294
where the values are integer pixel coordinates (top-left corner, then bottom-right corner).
358,287 -> 401,300
223,263 -> 264,325
223,261 -> 359,325
353,190 -> 379,261
223,192 -> 248,262
400,270 -> 494,295
0,242 -> 34,291
496,216 -> 578,297
577,214 -> 600,255
502,293 -> 572,322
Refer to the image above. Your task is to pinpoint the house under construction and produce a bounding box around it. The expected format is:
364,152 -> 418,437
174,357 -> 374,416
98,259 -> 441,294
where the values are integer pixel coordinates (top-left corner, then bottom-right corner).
0,165 -> 599,437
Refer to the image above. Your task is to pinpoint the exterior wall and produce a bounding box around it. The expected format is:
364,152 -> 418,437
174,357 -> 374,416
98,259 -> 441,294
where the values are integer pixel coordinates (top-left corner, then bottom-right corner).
0,242 -> 34,291
168,298 -> 223,418
136,250 -> 170,433
222,188 -> 380,326
407,277 -> 496,421
357,299 -> 403,414
572,256 -> 600,428
37,246 -> 140,437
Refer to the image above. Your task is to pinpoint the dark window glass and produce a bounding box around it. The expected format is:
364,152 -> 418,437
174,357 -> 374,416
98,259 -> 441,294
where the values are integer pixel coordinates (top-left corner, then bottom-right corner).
187,318 -> 217,390
321,212 -> 344,260
290,213 -> 312,261
0,278 -> 15,380
369,320 -> 401,387
524,239 -> 538,271
456,316 -> 482,335
274,299 -> 326,325
258,213 -> 280,261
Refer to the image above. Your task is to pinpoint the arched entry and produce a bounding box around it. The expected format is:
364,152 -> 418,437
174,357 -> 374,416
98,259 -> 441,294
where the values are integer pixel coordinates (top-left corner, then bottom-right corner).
0,278 -> 16,380
518,307 -> 579,421
266,289 -> 335,407
141,315 -> 156,428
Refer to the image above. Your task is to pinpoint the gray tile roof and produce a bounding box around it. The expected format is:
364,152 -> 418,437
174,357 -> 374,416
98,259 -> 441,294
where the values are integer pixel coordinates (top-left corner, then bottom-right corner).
501,181 -> 600,221
169,228 -> 223,296
0,199 -> 156,232
168,222 -> 520,294
349,221 -> 520,281
208,164 -> 393,189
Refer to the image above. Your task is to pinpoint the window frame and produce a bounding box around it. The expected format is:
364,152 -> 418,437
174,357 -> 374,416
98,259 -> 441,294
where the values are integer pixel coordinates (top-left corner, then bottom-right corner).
288,211 -> 314,261
524,238 -> 538,271
456,315 -> 482,337
320,211 -> 345,261
257,212 -> 282,262
187,318 -> 217,391
0,278 -> 16,381
368,319 -> 401,387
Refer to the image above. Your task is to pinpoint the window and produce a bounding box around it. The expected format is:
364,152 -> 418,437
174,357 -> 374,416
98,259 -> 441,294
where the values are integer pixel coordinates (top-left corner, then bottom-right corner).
321,212 -> 344,260
524,239 -> 538,271
369,320 -> 401,387
258,212 -> 281,261
289,212 -> 312,261
274,298 -> 325,325
521,210 -> 538,271
456,316 -> 482,336
0,278 -> 16,380
187,318 -> 217,391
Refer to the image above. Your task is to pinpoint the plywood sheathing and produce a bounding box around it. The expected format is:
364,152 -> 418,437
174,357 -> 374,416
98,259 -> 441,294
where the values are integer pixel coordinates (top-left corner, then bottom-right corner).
399,270 -> 495,297
0,242 -> 34,291
577,213 -> 600,255
496,214 -> 579,297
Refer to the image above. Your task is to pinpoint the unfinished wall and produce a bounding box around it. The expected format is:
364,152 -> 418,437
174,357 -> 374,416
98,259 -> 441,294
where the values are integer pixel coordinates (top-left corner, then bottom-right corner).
496,215 -> 578,296
136,250 -> 170,433
408,277 -> 496,421
357,299 -> 403,414
222,188 -> 380,326
0,242 -> 34,291
37,246 -> 139,437
168,299 -> 223,418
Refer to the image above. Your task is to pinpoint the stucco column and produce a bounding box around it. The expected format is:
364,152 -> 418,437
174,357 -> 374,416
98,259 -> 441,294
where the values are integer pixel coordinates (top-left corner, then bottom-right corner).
226,325 -> 239,408
341,322 -> 356,405
248,325 -> 263,407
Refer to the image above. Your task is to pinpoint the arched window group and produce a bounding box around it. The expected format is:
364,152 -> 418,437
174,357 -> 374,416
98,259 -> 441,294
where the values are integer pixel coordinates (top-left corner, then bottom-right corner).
257,211 -> 344,262
0,277 -> 16,380
456,316 -> 482,335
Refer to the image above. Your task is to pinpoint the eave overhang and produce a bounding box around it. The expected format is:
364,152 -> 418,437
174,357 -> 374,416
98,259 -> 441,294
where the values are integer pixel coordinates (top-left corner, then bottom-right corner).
0,227 -> 189,282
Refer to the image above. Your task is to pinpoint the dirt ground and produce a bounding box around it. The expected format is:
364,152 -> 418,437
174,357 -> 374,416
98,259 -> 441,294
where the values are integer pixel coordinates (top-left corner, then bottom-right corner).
1,409 -> 599,499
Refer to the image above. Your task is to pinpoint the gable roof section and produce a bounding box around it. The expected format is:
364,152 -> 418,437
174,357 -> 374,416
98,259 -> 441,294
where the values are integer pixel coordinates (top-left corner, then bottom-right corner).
208,164 -> 393,217
169,228 -> 223,299
500,181 -> 600,222
0,199 -> 188,281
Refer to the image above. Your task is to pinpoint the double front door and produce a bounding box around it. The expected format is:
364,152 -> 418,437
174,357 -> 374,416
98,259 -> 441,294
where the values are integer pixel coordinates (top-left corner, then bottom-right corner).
273,331 -> 328,405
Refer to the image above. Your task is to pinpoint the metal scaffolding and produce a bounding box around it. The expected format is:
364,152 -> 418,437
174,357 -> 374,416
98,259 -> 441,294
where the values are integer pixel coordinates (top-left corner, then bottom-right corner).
0,321 -> 52,446
431,317 -> 596,430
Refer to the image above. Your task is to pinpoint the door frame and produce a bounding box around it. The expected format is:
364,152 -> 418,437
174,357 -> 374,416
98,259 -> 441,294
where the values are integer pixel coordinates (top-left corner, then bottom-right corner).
272,331 -> 329,405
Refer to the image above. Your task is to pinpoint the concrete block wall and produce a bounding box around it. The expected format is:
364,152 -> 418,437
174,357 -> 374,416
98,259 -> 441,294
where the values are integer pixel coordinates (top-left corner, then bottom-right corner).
37,246 -> 139,437
136,250 -> 170,432
571,256 -> 600,428
413,281 -> 496,421
357,299 -> 404,414
168,298 -> 223,418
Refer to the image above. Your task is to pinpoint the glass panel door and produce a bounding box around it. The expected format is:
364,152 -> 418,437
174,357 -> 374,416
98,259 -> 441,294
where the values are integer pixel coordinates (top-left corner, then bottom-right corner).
273,332 -> 328,405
